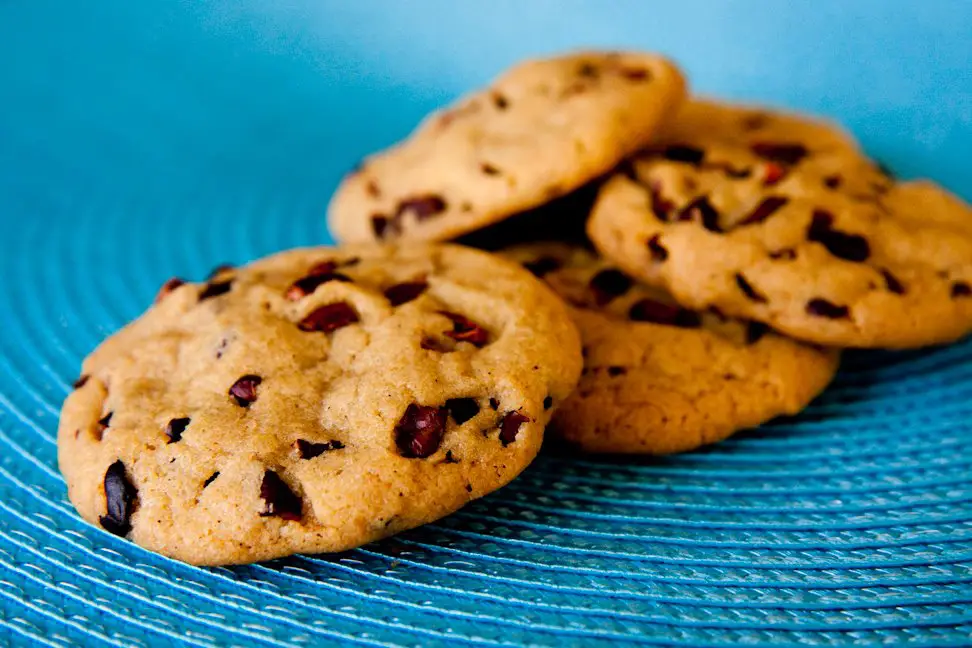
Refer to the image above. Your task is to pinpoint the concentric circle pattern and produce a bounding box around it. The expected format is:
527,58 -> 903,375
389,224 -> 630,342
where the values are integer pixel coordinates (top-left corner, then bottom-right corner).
2,2 -> 972,646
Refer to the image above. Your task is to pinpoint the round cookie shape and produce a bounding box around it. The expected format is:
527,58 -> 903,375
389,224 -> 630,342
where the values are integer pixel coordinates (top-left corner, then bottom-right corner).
588,101 -> 972,349
328,50 -> 686,244
58,244 -> 582,565
504,243 -> 839,455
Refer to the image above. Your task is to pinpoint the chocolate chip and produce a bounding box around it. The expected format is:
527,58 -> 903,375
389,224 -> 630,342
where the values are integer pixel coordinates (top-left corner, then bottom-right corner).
72,375 -> 90,390
99,460 -> 136,536
465,483 -> 473,492
952,281 -> 971,298
98,412 -> 113,428
735,273 -> 768,303
442,450 -> 460,464
229,375 -> 262,407
203,472 -> 219,488
677,196 -> 721,233
440,311 -> 489,347
647,234 -> 669,262
740,196 -> 788,226
543,396 -> 553,410
769,248 -> 797,260
491,92 -> 509,110
823,175 -> 842,190
719,164 -> 753,179
395,404 -> 447,458
155,278 -> 185,303
523,256 -> 562,277
398,195 -> 447,222
489,398 -> 500,410
286,268 -> 352,301
384,281 -> 428,306
259,470 -> 302,520
629,299 -> 701,328
164,417 -> 190,444
806,298 -> 850,319
589,269 -> 633,305
607,366 -> 626,376
207,264 -> 234,280
298,302 -> 360,333
746,322 -> 770,345
578,62 -> 599,78
881,269 -> 906,295
649,181 -> 675,221
480,163 -> 501,176
762,163 -> 787,186
294,439 -> 344,459
445,398 -> 480,425
620,67 -> 650,81
499,411 -> 531,446
372,215 -> 393,239
751,142 -> 808,165
199,280 -> 232,301
807,209 -> 870,262
663,145 -> 705,165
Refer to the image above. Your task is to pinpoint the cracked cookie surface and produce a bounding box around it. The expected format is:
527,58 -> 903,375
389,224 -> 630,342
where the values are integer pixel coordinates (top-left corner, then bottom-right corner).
505,243 -> 840,454
58,244 -> 582,565
329,50 -> 686,244
588,99 -> 972,348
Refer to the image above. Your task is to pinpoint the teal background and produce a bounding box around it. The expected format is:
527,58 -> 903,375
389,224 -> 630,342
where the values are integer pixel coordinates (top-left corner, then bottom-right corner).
1,2 -> 971,646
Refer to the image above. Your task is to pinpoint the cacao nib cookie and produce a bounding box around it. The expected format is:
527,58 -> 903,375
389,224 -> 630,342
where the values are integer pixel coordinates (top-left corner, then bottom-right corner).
58,244 -> 582,565
504,243 -> 839,455
328,50 -> 686,244
588,100 -> 972,348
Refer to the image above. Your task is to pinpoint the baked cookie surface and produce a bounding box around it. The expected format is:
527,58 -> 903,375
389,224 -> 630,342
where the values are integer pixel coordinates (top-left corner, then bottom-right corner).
588,99 -> 972,348
504,242 -> 839,454
329,50 -> 686,244
58,244 -> 582,565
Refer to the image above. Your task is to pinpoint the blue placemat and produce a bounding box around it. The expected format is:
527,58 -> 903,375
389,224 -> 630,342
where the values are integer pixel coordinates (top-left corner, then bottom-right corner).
2,2 -> 971,646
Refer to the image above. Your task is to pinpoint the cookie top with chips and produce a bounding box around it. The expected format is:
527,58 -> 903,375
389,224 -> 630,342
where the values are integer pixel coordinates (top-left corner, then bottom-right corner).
58,244 -> 581,565
328,50 -> 686,244
588,99 -> 972,348
504,242 -> 839,454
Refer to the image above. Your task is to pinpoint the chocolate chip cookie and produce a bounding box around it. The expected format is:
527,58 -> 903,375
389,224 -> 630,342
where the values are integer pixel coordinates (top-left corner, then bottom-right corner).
58,244 -> 582,565
588,99 -> 972,348
328,50 -> 686,244
504,243 -> 839,454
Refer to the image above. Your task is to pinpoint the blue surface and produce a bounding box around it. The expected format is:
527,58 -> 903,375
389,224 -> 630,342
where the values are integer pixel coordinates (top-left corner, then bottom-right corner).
2,1 -> 972,645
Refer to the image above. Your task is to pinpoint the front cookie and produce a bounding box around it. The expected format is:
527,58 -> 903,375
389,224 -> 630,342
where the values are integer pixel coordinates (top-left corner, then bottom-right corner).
329,50 -> 686,244
588,99 -> 972,348
58,244 -> 582,565
505,243 -> 840,454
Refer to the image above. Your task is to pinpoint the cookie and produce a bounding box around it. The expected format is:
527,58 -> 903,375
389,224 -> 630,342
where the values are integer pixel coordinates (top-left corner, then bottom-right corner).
58,244 -> 582,565
503,243 -> 839,454
588,99 -> 972,348
328,50 -> 686,244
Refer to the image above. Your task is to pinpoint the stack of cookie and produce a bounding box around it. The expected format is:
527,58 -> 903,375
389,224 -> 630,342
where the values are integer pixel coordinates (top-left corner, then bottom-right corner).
58,51 -> 972,566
